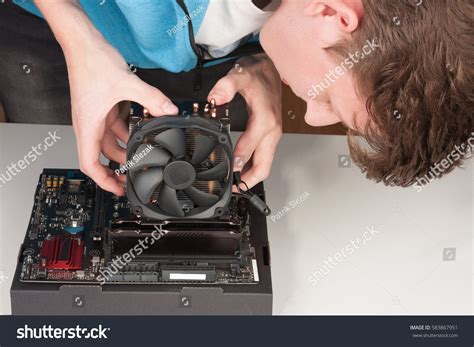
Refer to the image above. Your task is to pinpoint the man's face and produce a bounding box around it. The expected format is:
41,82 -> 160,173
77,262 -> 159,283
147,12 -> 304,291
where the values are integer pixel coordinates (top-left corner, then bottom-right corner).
260,0 -> 368,129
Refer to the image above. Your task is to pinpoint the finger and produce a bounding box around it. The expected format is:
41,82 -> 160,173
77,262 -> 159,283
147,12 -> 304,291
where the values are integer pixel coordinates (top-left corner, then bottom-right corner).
111,117 -> 129,144
127,77 -> 178,116
104,104 -> 120,127
117,173 -> 127,183
92,166 -> 125,196
101,130 -> 127,164
76,133 -> 125,196
233,115 -> 273,171
240,131 -> 280,189
208,74 -> 240,105
104,104 -> 128,145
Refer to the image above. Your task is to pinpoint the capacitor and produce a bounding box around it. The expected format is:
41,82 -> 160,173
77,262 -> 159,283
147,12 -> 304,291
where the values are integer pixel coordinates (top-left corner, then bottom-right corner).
64,216 -> 84,234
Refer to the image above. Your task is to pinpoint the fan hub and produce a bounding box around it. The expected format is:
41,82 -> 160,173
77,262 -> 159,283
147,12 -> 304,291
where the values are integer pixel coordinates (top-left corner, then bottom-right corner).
163,161 -> 196,190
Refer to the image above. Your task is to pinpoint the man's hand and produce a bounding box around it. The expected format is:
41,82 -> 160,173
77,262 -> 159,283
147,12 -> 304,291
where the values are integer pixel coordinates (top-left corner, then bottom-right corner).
208,53 -> 282,189
68,38 -> 178,196
35,0 -> 179,195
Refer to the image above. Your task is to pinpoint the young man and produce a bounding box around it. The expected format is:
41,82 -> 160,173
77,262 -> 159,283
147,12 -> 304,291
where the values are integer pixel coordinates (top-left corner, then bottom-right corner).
255,0 -> 473,186
3,0 -> 472,194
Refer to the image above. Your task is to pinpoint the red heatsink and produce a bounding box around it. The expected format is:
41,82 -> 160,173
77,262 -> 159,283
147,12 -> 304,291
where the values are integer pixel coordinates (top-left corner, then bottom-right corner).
40,235 -> 84,270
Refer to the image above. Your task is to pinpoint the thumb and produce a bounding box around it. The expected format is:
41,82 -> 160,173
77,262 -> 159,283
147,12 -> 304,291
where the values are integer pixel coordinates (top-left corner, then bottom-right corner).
128,77 -> 179,116
208,75 -> 239,105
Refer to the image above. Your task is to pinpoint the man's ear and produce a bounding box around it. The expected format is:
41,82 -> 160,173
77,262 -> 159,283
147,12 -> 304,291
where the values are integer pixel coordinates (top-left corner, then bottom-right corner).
304,0 -> 361,33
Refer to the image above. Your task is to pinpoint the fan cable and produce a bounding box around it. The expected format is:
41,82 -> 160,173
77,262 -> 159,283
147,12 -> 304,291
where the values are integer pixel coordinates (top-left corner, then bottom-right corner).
233,172 -> 271,216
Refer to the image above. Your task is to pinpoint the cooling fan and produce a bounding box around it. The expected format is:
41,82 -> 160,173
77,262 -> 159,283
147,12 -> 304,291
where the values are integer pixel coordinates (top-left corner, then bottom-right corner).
126,112 -> 233,220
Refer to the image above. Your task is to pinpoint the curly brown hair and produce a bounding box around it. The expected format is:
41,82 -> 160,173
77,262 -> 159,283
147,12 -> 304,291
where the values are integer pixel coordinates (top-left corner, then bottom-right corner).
341,0 -> 473,186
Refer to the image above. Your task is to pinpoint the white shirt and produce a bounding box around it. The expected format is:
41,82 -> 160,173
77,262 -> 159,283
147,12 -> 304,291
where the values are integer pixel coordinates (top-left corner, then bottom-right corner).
195,0 -> 274,58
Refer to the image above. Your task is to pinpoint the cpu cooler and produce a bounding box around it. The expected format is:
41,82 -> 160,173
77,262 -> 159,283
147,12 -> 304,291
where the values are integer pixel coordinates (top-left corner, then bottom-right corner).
126,103 -> 233,220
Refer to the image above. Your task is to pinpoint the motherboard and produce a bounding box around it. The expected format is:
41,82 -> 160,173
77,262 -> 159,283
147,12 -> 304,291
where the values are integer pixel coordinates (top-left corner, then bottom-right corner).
18,169 -> 259,285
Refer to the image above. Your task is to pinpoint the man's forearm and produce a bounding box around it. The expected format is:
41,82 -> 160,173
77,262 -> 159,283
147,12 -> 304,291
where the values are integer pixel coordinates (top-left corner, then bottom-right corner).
34,0 -> 105,54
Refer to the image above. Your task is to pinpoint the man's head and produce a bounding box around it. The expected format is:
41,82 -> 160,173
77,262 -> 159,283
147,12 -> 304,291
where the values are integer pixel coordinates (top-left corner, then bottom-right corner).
260,0 -> 473,186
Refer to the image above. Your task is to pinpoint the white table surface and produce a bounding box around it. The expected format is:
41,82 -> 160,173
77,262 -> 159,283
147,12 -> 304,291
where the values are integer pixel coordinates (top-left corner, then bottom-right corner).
0,123 -> 472,315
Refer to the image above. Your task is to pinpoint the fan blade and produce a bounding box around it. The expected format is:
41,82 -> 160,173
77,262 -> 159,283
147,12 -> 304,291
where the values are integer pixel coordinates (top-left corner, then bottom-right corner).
196,161 -> 229,181
158,184 -> 184,217
133,168 -> 163,203
154,128 -> 186,158
129,145 -> 171,172
184,186 -> 219,206
190,134 -> 215,165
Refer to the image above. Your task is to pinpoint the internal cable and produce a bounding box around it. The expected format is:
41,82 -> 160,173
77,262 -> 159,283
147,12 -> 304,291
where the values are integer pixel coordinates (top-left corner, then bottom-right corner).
233,171 -> 271,216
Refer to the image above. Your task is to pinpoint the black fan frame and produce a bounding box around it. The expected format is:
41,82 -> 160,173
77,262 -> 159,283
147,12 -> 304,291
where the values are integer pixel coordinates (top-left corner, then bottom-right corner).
126,115 -> 233,220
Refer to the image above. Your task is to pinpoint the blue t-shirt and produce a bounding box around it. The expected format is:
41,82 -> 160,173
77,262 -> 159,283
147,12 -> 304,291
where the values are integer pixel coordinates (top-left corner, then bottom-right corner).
14,0 -> 212,72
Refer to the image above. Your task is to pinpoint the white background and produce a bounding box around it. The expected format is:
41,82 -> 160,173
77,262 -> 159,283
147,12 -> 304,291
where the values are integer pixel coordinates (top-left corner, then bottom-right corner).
0,123 -> 472,315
